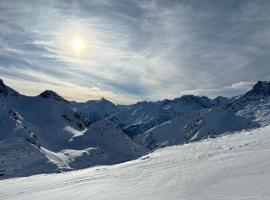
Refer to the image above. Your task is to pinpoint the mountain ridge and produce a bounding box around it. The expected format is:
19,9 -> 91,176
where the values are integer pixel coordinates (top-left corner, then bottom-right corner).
1,79 -> 270,179
0,78 -> 260,106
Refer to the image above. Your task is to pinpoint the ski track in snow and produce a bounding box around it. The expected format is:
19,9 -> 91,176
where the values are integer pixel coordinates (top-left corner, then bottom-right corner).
1,126 -> 270,200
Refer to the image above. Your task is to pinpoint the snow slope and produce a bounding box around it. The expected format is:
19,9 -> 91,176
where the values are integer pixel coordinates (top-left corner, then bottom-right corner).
1,126 -> 270,200
0,101 -> 58,178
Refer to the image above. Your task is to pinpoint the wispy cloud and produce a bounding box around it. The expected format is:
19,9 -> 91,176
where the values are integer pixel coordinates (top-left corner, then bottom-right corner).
0,0 -> 270,103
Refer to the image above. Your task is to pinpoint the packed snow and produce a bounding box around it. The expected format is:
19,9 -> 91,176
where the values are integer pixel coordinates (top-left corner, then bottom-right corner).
1,126 -> 270,200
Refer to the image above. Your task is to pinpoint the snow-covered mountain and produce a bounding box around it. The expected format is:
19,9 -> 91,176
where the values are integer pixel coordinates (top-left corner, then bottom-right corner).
78,98 -> 118,123
1,79 -> 270,179
108,95 -> 215,137
107,81 -> 270,150
0,79 -> 143,179
0,100 -> 57,178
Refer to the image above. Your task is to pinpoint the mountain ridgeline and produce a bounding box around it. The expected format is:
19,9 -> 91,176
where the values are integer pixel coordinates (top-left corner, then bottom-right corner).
1,80 -> 270,179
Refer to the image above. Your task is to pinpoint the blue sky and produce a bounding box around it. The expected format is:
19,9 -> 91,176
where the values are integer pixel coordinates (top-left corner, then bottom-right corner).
0,0 -> 270,104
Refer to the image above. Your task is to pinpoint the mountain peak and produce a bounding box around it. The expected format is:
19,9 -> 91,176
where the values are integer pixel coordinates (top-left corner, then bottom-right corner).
97,97 -> 114,104
244,81 -> 270,98
0,79 -> 19,97
213,96 -> 230,106
39,90 -> 68,102
85,98 -> 114,106
176,95 -> 213,108
0,79 -> 7,96
98,97 -> 108,102
0,79 -> 5,88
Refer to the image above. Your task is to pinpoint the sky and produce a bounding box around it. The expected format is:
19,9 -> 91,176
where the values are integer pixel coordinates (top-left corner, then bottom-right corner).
0,0 -> 270,104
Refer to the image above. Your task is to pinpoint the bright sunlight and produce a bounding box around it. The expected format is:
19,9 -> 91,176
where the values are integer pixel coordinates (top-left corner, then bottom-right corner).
71,38 -> 85,52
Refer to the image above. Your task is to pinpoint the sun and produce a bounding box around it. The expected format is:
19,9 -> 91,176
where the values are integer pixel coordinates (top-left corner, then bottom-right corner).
71,38 -> 85,52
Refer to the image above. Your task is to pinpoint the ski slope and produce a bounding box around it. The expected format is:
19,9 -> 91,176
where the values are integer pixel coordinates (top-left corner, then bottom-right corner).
1,126 -> 270,200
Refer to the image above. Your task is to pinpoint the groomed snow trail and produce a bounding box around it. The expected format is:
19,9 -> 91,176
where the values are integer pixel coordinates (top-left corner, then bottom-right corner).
1,126 -> 270,200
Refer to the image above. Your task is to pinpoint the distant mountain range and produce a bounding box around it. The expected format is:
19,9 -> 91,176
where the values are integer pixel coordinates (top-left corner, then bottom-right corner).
1,79 -> 270,179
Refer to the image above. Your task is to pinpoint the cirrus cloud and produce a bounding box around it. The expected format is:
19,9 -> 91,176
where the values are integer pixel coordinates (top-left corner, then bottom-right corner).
0,0 -> 270,103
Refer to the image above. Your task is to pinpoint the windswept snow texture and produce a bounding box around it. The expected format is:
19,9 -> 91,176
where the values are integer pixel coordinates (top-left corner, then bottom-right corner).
1,126 -> 270,200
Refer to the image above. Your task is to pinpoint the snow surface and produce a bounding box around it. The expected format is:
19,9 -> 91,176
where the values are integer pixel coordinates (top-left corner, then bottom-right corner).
1,126 -> 270,200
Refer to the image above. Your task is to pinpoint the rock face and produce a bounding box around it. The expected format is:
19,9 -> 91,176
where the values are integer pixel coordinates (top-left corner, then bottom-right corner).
78,98 -> 118,123
0,79 -> 18,97
243,81 -> 270,99
39,90 -> 68,102
0,79 -> 7,96
1,79 -> 270,179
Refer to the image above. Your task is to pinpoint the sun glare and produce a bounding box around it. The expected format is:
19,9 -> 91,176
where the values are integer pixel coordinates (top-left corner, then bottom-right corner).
71,38 -> 85,52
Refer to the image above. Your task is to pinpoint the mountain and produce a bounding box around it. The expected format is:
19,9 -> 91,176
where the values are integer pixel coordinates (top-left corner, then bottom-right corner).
0,79 -> 19,97
0,79 -> 144,179
80,81 -> 270,151
78,98 -> 118,123
68,119 -> 144,168
109,95 -> 214,137
1,79 -> 270,179
0,101 -> 58,178
134,81 -> 270,150
243,81 -> 270,98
